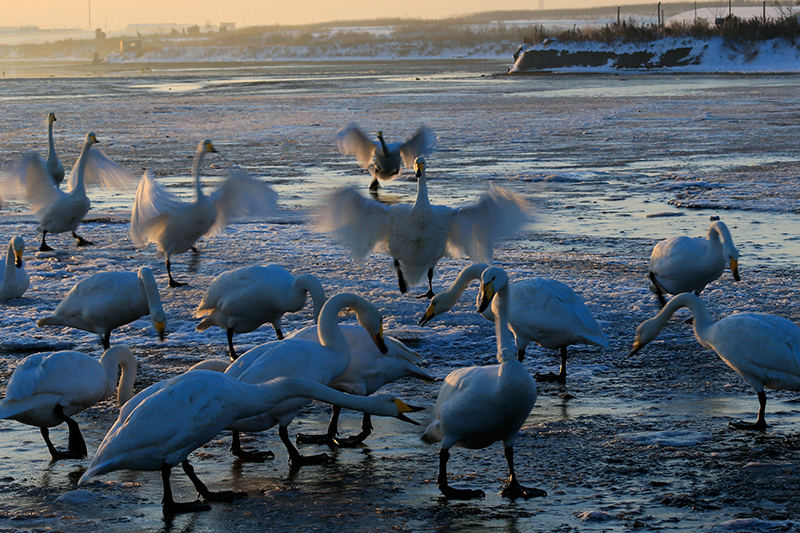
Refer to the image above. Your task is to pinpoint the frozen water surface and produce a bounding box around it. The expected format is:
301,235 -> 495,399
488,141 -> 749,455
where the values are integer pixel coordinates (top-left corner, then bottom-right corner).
1,60 -> 800,532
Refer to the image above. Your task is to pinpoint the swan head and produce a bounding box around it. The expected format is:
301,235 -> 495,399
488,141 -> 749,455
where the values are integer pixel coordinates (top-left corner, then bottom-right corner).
85,132 -> 99,145
478,267 -> 507,313
629,318 -> 661,357
730,259 -> 740,282
376,131 -> 384,140
11,236 -> 24,268
199,139 -> 218,154
48,112 -> 57,124
414,157 -> 425,178
374,395 -> 424,424
419,290 -> 455,326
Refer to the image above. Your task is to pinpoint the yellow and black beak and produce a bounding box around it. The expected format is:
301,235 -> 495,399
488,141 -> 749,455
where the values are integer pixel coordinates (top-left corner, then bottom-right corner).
393,399 -> 424,425
14,249 -> 22,269
154,320 -> 166,342
372,324 -> 389,354
415,160 -> 424,178
478,281 -> 495,313
419,303 -> 436,326
205,141 -> 218,153
731,259 -> 740,282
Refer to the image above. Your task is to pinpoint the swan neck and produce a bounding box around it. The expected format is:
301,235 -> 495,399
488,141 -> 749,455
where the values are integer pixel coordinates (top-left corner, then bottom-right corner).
101,349 -> 138,406
656,293 -> 715,342
492,283 -> 516,363
414,168 -> 430,207
378,136 -> 390,156
73,138 -> 94,190
316,294 -> 355,355
437,263 -> 489,312
260,378 -> 390,416
4,241 -> 15,279
709,221 -> 738,258
139,270 -> 165,319
193,147 -> 206,198
292,274 -> 326,322
47,120 -> 56,159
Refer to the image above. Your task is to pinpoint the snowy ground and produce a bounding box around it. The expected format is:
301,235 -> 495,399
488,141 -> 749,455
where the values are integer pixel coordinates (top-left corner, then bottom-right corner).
1,60 -> 800,532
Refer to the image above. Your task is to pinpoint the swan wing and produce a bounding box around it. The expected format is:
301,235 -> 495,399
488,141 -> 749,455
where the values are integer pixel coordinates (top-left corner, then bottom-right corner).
130,170 -> 184,246
66,147 -> 136,192
5,153 -> 63,218
317,187 -> 391,260
447,184 -> 530,263
399,126 -> 436,168
208,171 -> 278,236
336,123 -> 377,168
5,352 -> 106,403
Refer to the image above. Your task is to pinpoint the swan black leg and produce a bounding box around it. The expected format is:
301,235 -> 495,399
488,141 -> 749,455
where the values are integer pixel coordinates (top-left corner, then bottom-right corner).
729,390 -> 768,431
416,269 -> 435,299
369,177 -> 379,194
161,462 -> 210,514
334,413 -> 373,447
227,328 -> 237,361
166,258 -> 186,288
102,331 -> 111,350
73,231 -> 94,246
394,259 -> 407,293
230,430 -> 275,462
42,405 -> 87,461
501,446 -> 547,499
296,405 -> 340,445
40,231 -> 54,252
649,272 -> 667,308
181,459 -> 247,503
535,347 -> 568,383
437,448 -> 484,500
517,348 -> 526,362
280,425 -> 330,467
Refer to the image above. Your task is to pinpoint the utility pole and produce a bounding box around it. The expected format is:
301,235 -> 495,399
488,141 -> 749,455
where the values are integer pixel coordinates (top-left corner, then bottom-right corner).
88,0 -> 92,30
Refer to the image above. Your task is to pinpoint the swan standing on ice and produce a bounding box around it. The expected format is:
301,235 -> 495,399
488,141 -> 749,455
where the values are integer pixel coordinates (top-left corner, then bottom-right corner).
648,218 -> 740,307
7,132 -> 135,251
130,140 -> 278,287
195,265 -> 326,360
78,370 -> 421,514
37,266 -> 166,349
421,266 -> 547,500
0,346 -> 137,461
0,236 -> 29,301
336,123 -> 436,193
45,112 -> 65,186
319,157 -> 529,298
290,323 -> 435,447
630,292 -> 800,431
420,263 -> 609,382
221,293 -> 392,465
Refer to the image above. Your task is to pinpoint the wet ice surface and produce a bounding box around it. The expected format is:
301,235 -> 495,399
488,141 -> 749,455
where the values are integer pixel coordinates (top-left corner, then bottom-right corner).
1,61 -> 800,532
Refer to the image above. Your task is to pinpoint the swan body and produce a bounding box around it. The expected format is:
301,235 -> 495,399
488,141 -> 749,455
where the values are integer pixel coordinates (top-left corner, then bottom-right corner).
421,266 -> 545,500
46,112 -> 65,185
130,140 -> 278,287
78,370 -> 420,512
0,347 -> 137,460
420,263 -> 608,381
290,323 -> 435,446
8,132 -> 134,251
37,267 -> 166,349
221,293 -> 390,464
336,123 -> 436,192
319,157 -> 529,297
630,292 -> 800,431
0,236 -> 29,301
195,264 -> 326,359
649,219 -> 740,307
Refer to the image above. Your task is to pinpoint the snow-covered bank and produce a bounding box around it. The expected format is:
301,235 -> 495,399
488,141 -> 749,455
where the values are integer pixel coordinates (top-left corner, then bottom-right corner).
511,35 -> 800,73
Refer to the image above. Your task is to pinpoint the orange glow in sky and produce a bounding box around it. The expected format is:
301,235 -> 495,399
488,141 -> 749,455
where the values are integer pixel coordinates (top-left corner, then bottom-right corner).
4,1 -> 683,31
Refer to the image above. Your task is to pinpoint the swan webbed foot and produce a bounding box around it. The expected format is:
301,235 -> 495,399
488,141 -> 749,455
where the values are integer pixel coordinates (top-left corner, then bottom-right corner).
439,484 -> 485,500
288,452 -> 331,467
200,489 -> 248,503
168,277 -> 187,288
501,479 -> 547,499
534,371 -> 566,383
39,243 -> 54,252
333,430 -> 371,448
162,499 -> 211,514
295,432 -> 335,446
231,432 -> 275,462
73,231 -> 94,246
728,419 -> 768,432
416,289 -> 435,299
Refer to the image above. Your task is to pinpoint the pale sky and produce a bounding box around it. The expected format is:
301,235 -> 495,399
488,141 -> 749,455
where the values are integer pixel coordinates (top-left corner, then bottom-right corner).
2,0 -> 680,31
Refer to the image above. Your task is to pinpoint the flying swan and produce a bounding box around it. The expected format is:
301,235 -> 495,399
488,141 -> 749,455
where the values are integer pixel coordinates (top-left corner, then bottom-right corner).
319,157 -> 529,298
130,140 -> 278,287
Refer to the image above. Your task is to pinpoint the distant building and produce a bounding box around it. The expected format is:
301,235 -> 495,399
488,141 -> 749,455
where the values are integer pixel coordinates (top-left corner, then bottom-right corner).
120,39 -> 143,57
220,22 -> 236,32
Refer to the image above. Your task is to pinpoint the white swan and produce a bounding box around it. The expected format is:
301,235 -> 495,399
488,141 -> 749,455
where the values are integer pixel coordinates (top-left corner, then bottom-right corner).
195,264 -> 326,359
130,140 -> 278,287
0,236 -> 29,301
319,157 -> 529,298
0,346 -> 137,461
290,323 -> 435,447
336,123 -> 436,193
37,266 -> 166,349
45,112 -> 65,186
421,266 -> 546,500
630,292 -> 800,431
221,293 -> 390,465
8,132 -> 134,251
78,370 -> 420,514
420,263 -> 609,382
648,218 -> 740,307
